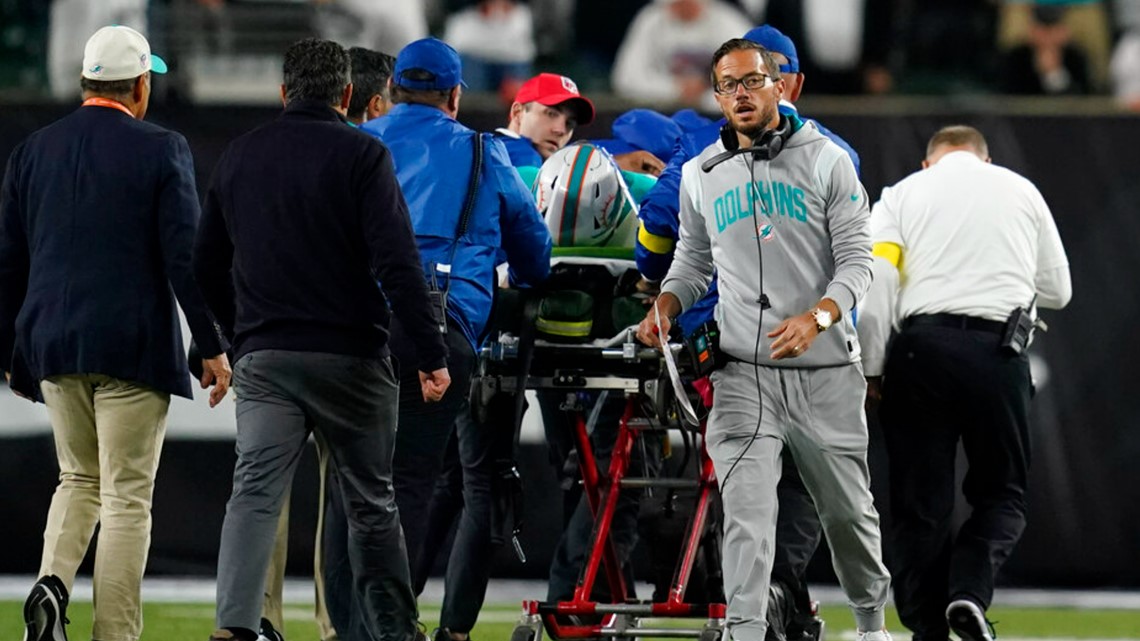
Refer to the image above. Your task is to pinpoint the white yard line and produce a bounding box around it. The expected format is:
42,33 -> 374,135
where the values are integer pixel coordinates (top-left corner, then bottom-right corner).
4,576 -> 1140,613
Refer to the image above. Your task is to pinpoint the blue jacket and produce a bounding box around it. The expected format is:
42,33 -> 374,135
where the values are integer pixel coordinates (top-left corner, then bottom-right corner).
363,104 -> 552,349
635,103 -> 861,335
0,105 -> 226,400
493,129 -> 545,168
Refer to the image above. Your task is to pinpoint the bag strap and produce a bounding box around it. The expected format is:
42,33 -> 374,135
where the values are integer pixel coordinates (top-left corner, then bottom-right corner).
442,131 -> 484,298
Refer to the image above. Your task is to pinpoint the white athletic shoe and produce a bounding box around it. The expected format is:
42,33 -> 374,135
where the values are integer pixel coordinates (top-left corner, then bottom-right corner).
856,629 -> 893,641
947,599 -> 996,641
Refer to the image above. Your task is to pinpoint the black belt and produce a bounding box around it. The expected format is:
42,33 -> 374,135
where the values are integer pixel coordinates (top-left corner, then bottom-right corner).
902,313 -> 1004,335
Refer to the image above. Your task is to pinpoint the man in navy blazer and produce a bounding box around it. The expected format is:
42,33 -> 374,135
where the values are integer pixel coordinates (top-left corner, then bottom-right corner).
0,25 -> 231,641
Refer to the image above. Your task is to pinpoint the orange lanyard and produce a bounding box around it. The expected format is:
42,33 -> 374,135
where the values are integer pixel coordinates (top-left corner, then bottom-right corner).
82,97 -> 135,118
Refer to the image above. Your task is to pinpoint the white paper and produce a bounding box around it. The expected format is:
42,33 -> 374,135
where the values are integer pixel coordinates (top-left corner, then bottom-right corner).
655,304 -> 700,427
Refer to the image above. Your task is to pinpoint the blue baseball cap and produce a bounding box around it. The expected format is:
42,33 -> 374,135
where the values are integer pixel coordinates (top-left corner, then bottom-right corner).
393,38 -> 466,90
611,109 -> 683,162
671,108 -> 714,133
743,25 -> 799,74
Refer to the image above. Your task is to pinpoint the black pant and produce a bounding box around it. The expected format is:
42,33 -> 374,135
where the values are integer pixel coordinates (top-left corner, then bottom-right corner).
880,324 -> 1032,641
323,320 -> 476,640
390,320 -> 477,567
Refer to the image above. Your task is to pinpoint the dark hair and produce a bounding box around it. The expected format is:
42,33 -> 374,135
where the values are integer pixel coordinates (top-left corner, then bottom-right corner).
389,69 -> 453,107
347,47 -> 395,119
283,38 -> 350,105
926,125 -> 989,158
79,76 -> 138,97
710,38 -> 782,84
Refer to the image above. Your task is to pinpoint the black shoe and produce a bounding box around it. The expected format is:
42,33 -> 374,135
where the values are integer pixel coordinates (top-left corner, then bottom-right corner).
432,628 -> 471,641
258,618 -> 285,641
946,600 -> 995,641
764,582 -> 791,641
23,575 -> 70,641
801,615 -> 824,641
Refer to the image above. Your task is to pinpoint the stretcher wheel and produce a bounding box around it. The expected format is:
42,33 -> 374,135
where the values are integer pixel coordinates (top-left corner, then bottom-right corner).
510,626 -> 539,641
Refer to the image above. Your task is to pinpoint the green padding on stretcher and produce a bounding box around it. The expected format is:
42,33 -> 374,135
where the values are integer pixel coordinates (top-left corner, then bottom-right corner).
537,290 -> 594,340
551,246 -> 635,260
611,296 -> 645,332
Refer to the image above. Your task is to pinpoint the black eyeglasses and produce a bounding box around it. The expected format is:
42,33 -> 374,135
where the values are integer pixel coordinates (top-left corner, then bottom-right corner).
713,74 -> 773,96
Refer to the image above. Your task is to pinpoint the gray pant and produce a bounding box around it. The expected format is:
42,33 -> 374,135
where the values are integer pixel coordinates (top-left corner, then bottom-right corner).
215,350 -> 418,641
708,362 -> 890,641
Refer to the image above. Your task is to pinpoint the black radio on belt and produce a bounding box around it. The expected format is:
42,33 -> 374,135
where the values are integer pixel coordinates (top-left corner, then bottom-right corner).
999,306 -> 1035,356
428,282 -> 449,335
685,321 -> 723,376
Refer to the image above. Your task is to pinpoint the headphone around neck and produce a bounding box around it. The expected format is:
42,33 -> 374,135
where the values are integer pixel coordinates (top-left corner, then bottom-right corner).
719,113 -> 792,161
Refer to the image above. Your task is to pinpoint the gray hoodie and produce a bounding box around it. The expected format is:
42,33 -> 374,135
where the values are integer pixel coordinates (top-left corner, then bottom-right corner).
660,121 -> 872,368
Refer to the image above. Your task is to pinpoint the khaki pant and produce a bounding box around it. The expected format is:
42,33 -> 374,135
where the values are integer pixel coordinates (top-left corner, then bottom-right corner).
38,374 -> 170,641
263,435 -> 338,641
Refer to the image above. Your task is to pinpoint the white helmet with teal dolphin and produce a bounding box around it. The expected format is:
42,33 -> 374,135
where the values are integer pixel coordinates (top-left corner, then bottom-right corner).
532,142 -> 638,248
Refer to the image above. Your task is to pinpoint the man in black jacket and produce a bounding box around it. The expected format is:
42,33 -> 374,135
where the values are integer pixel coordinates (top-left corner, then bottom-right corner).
195,38 -> 449,641
1,25 -> 231,641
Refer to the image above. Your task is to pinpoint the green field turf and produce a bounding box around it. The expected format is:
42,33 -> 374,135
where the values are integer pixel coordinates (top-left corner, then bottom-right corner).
4,601 -> 1139,640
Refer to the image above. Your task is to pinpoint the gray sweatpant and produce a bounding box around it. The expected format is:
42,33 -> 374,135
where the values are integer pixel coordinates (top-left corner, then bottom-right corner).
708,362 -> 890,641
215,350 -> 418,641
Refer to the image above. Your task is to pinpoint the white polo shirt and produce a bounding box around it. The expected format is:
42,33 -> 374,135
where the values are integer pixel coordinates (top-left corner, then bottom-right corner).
870,150 -> 1071,324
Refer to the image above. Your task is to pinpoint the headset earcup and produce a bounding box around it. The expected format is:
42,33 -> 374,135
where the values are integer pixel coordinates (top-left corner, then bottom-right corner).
720,123 -> 738,151
751,128 -> 774,160
767,133 -> 784,159
759,115 -> 791,161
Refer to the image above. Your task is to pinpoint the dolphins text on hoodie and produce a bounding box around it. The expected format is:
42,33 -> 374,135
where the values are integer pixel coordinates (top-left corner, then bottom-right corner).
660,123 -> 872,368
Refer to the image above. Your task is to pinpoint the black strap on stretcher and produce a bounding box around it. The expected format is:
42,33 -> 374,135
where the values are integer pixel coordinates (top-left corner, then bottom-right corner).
491,291 -> 540,562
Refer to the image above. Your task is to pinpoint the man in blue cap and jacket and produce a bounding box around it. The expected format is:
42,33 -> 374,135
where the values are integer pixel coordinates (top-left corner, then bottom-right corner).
361,37 -> 552,641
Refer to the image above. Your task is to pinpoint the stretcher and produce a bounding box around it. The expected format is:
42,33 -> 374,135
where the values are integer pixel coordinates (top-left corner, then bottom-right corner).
476,256 -> 727,641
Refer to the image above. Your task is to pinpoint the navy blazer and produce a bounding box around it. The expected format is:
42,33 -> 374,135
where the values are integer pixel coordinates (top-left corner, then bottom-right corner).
0,104 -> 226,401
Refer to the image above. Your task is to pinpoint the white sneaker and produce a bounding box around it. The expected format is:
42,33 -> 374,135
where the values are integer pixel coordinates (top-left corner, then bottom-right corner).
947,599 -> 995,641
856,629 -> 893,641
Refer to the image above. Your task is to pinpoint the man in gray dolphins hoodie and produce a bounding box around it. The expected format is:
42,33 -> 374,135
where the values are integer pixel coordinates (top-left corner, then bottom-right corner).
636,38 -> 892,641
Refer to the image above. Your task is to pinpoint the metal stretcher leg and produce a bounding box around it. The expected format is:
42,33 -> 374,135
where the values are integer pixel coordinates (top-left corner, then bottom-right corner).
515,399 -> 726,640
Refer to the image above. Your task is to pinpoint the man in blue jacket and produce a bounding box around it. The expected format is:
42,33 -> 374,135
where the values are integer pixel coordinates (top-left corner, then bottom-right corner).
196,38 -> 450,641
361,38 -> 552,641
634,24 -> 861,641
0,25 -> 230,641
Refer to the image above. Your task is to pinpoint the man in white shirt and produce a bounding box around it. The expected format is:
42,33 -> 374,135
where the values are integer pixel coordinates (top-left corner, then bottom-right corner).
864,125 -> 1071,641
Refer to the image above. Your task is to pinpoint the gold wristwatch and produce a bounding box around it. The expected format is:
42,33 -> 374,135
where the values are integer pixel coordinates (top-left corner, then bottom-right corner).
812,308 -> 833,333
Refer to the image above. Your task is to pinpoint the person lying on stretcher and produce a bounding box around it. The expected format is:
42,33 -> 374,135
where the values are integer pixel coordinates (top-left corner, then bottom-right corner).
524,142 -> 660,342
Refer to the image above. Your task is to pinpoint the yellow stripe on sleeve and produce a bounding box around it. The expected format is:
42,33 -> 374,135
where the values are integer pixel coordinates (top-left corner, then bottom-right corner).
637,222 -> 675,255
872,242 -> 902,268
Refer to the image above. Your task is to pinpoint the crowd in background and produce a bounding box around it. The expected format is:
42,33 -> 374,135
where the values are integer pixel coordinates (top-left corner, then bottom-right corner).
1,0 -> 1139,108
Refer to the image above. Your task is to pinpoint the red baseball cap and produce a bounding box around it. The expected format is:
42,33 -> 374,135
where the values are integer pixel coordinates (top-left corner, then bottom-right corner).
514,73 -> 595,126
